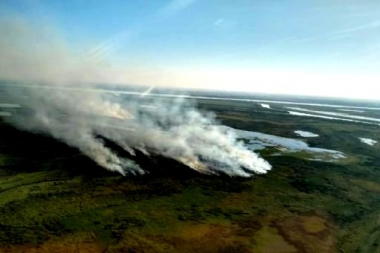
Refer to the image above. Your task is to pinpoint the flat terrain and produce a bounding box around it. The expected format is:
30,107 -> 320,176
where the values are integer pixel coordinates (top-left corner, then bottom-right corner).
1,94 -> 380,252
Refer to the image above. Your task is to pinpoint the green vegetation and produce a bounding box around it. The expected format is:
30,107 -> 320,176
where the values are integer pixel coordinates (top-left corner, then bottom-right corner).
1,98 -> 380,252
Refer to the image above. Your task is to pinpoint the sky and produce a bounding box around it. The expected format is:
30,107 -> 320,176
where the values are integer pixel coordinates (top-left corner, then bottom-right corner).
1,0 -> 380,99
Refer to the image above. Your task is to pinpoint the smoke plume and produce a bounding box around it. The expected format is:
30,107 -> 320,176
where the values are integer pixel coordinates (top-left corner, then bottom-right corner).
0,17 -> 271,177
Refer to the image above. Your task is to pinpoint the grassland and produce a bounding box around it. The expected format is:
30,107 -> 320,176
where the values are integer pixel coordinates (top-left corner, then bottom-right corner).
1,98 -> 380,252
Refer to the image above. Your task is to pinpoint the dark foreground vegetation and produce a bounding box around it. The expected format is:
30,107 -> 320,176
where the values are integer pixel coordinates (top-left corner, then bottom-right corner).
1,98 -> 380,252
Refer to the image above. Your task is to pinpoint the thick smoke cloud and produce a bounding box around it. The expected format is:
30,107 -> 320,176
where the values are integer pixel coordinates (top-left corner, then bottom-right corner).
0,18 -> 271,177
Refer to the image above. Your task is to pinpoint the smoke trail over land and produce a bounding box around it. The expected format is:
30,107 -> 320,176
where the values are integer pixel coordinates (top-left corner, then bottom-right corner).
0,17 -> 271,177
3,86 -> 271,177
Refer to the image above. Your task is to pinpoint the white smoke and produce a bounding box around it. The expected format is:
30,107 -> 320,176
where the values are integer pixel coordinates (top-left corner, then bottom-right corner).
4,86 -> 271,177
0,17 -> 272,177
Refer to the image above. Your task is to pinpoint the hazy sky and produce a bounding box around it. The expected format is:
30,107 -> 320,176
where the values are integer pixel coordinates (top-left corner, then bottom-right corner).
1,0 -> 380,99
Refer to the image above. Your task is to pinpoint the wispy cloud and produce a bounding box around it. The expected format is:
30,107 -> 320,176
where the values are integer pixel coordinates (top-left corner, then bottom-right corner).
87,0 -> 197,62
88,30 -> 136,61
288,20 -> 380,44
214,18 -> 224,26
332,20 -> 380,38
161,0 -> 197,16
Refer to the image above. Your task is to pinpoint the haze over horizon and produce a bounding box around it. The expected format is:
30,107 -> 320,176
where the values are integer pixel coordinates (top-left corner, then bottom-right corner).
1,0 -> 380,100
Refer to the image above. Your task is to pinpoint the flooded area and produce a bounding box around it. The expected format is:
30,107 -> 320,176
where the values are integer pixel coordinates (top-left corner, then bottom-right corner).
359,138 -> 377,146
294,130 -> 319,137
260,103 -> 271,109
0,103 -> 20,108
288,107 -> 380,124
234,129 -> 345,162
0,112 -> 12,117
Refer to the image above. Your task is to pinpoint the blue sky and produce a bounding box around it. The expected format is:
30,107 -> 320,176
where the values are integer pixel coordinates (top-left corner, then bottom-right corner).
1,0 -> 380,99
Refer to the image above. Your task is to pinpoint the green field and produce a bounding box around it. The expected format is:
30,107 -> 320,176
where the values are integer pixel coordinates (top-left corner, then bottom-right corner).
1,98 -> 380,252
